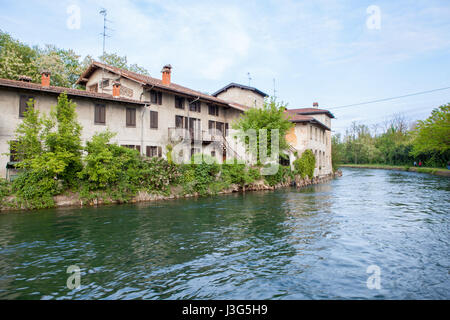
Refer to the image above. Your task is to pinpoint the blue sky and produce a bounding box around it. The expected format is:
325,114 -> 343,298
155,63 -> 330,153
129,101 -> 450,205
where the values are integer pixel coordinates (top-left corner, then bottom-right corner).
1,0 -> 450,134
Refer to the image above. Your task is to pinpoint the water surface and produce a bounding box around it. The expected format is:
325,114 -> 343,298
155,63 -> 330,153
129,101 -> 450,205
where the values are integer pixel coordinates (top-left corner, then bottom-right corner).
0,168 -> 449,299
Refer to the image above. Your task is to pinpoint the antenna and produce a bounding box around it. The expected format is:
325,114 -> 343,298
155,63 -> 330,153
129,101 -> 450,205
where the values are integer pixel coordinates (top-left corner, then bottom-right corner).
99,8 -> 113,93
247,72 -> 252,87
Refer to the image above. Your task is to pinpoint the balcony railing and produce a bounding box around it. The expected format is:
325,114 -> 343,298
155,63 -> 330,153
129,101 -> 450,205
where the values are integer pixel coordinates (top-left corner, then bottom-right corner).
168,128 -> 226,142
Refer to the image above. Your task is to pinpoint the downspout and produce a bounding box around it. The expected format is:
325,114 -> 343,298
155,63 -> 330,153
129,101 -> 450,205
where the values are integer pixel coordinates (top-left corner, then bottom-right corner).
140,85 -> 154,156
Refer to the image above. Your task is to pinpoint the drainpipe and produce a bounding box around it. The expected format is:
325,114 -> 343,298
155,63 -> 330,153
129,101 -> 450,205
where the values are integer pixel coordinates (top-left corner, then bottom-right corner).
140,85 -> 154,156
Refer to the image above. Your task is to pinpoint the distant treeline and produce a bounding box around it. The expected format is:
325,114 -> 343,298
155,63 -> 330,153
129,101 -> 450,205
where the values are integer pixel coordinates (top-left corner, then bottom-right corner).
332,104 -> 450,168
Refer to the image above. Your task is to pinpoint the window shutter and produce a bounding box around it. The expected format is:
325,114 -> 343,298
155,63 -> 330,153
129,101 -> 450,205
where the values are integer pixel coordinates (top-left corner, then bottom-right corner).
158,146 -> 162,158
146,146 -> 151,157
136,145 -> 141,153
158,92 -> 162,105
150,111 -> 158,129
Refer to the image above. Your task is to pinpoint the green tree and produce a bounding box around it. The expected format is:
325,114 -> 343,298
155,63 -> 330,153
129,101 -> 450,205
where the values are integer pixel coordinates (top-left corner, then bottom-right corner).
99,52 -> 150,75
232,98 -> 293,163
0,30 -> 39,82
412,103 -> 450,156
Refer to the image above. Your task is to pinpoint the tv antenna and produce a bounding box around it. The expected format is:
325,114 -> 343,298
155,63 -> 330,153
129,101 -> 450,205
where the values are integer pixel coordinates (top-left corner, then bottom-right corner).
99,8 -> 114,93
247,72 -> 252,87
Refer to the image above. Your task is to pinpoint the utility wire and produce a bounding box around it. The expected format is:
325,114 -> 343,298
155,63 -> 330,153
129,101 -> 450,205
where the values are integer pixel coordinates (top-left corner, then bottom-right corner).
329,86 -> 450,110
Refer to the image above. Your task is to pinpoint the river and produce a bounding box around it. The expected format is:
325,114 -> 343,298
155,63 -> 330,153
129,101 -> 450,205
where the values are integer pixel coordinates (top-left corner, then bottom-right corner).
0,168 -> 449,299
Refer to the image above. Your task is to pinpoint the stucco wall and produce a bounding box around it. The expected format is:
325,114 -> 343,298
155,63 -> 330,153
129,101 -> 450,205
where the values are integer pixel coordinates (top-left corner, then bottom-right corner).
215,87 -> 265,109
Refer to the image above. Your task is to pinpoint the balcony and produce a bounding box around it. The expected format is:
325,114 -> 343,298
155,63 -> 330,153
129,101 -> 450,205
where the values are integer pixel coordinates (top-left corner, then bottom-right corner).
168,128 -> 225,142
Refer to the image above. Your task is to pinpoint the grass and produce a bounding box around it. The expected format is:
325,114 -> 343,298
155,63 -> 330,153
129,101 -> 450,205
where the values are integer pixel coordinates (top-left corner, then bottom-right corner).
339,164 -> 450,176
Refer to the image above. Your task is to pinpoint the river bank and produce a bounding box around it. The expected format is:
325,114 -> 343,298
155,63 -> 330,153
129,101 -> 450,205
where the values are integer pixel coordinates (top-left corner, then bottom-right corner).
0,171 -> 342,213
340,164 -> 450,177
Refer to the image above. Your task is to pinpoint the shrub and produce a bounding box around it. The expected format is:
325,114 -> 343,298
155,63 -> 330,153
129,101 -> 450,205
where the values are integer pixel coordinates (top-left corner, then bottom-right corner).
0,178 -> 11,206
12,170 -> 60,209
293,149 -> 316,178
264,165 -> 292,186
140,157 -> 181,193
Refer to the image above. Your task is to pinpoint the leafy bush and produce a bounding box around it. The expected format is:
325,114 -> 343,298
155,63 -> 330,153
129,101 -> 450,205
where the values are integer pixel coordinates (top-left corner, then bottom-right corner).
221,164 -> 261,187
293,149 -> 316,178
264,165 -> 293,187
12,170 -> 60,209
140,157 -> 181,193
0,178 -> 11,206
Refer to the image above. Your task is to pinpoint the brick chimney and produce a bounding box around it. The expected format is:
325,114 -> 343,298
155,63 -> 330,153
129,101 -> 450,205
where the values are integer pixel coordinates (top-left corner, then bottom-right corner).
41,71 -> 51,87
112,82 -> 121,97
161,64 -> 172,85
313,102 -> 319,108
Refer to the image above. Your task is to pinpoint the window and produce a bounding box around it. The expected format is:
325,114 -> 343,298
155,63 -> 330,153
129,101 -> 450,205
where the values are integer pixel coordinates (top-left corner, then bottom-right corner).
175,96 -> 185,109
208,121 -> 228,136
175,115 -> 184,128
208,104 -> 219,116
121,145 -> 141,153
100,79 -> 109,89
150,90 -> 162,105
150,111 -> 158,129
19,95 -> 34,118
211,151 -> 216,157
189,100 -> 201,113
95,104 -> 106,124
88,84 -> 98,92
126,108 -> 136,127
146,146 -> 162,158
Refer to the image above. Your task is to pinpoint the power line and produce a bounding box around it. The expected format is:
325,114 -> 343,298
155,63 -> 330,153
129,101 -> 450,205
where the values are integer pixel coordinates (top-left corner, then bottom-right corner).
329,86 -> 450,110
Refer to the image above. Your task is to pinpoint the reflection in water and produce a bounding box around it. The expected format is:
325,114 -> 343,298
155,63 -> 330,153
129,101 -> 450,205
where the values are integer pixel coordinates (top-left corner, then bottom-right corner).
0,168 -> 449,299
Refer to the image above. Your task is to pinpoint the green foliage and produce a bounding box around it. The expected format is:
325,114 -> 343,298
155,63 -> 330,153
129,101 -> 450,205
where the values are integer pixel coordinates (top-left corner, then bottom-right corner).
139,157 -> 181,194
12,170 -> 60,209
411,104 -> 450,166
0,178 -> 11,206
293,149 -> 316,178
233,98 -> 293,163
264,166 -> 293,187
166,144 -> 173,164
99,52 -> 150,76
0,30 -> 150,87
221,164 -> 260,187
0,30 -> 39,82
180,155 -> 221,195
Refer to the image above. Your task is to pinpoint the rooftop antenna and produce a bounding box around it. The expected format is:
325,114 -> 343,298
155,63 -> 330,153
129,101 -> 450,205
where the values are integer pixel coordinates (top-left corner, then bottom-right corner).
247,72 -> 252,87
99,8 -> 113,93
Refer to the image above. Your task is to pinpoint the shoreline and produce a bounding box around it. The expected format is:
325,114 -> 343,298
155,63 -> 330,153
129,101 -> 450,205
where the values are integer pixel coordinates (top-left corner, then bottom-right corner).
1,171 -> 342,213
340,164 -> 450,177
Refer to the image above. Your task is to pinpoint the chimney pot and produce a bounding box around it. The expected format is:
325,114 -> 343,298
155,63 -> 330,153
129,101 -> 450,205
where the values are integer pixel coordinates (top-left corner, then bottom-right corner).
41,71 -> 51,87
313,102 -> 319,108
161,64 -> 172,85
112,82 -> 121,97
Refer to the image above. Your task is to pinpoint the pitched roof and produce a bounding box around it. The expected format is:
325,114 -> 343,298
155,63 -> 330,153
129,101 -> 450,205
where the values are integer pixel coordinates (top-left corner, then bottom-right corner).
212,83 -> 269,98
0,78 -> 147,105
287,107 -> 335,119
284,109 -> 331,131
77,61 -> 232,107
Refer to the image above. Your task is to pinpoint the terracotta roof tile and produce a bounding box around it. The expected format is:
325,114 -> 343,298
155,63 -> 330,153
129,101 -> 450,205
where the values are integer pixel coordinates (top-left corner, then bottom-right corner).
0,78 -> 147,105
77,61 -> 232,107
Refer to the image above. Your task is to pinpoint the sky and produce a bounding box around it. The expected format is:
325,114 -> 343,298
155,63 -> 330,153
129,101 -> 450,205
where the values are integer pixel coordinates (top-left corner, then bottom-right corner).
1,0 -> 450,134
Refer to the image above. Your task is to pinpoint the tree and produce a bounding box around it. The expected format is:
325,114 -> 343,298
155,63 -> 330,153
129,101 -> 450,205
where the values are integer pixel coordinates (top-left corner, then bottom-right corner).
35,45 -> 83,87
411,103 -> 450,156
0,30 -> 39,82
232,98 -> 293,164
99,52 -> 150,76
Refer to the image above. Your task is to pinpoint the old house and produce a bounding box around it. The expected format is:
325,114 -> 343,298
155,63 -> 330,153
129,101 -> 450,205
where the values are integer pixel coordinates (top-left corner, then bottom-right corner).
0,61 -> 334,179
